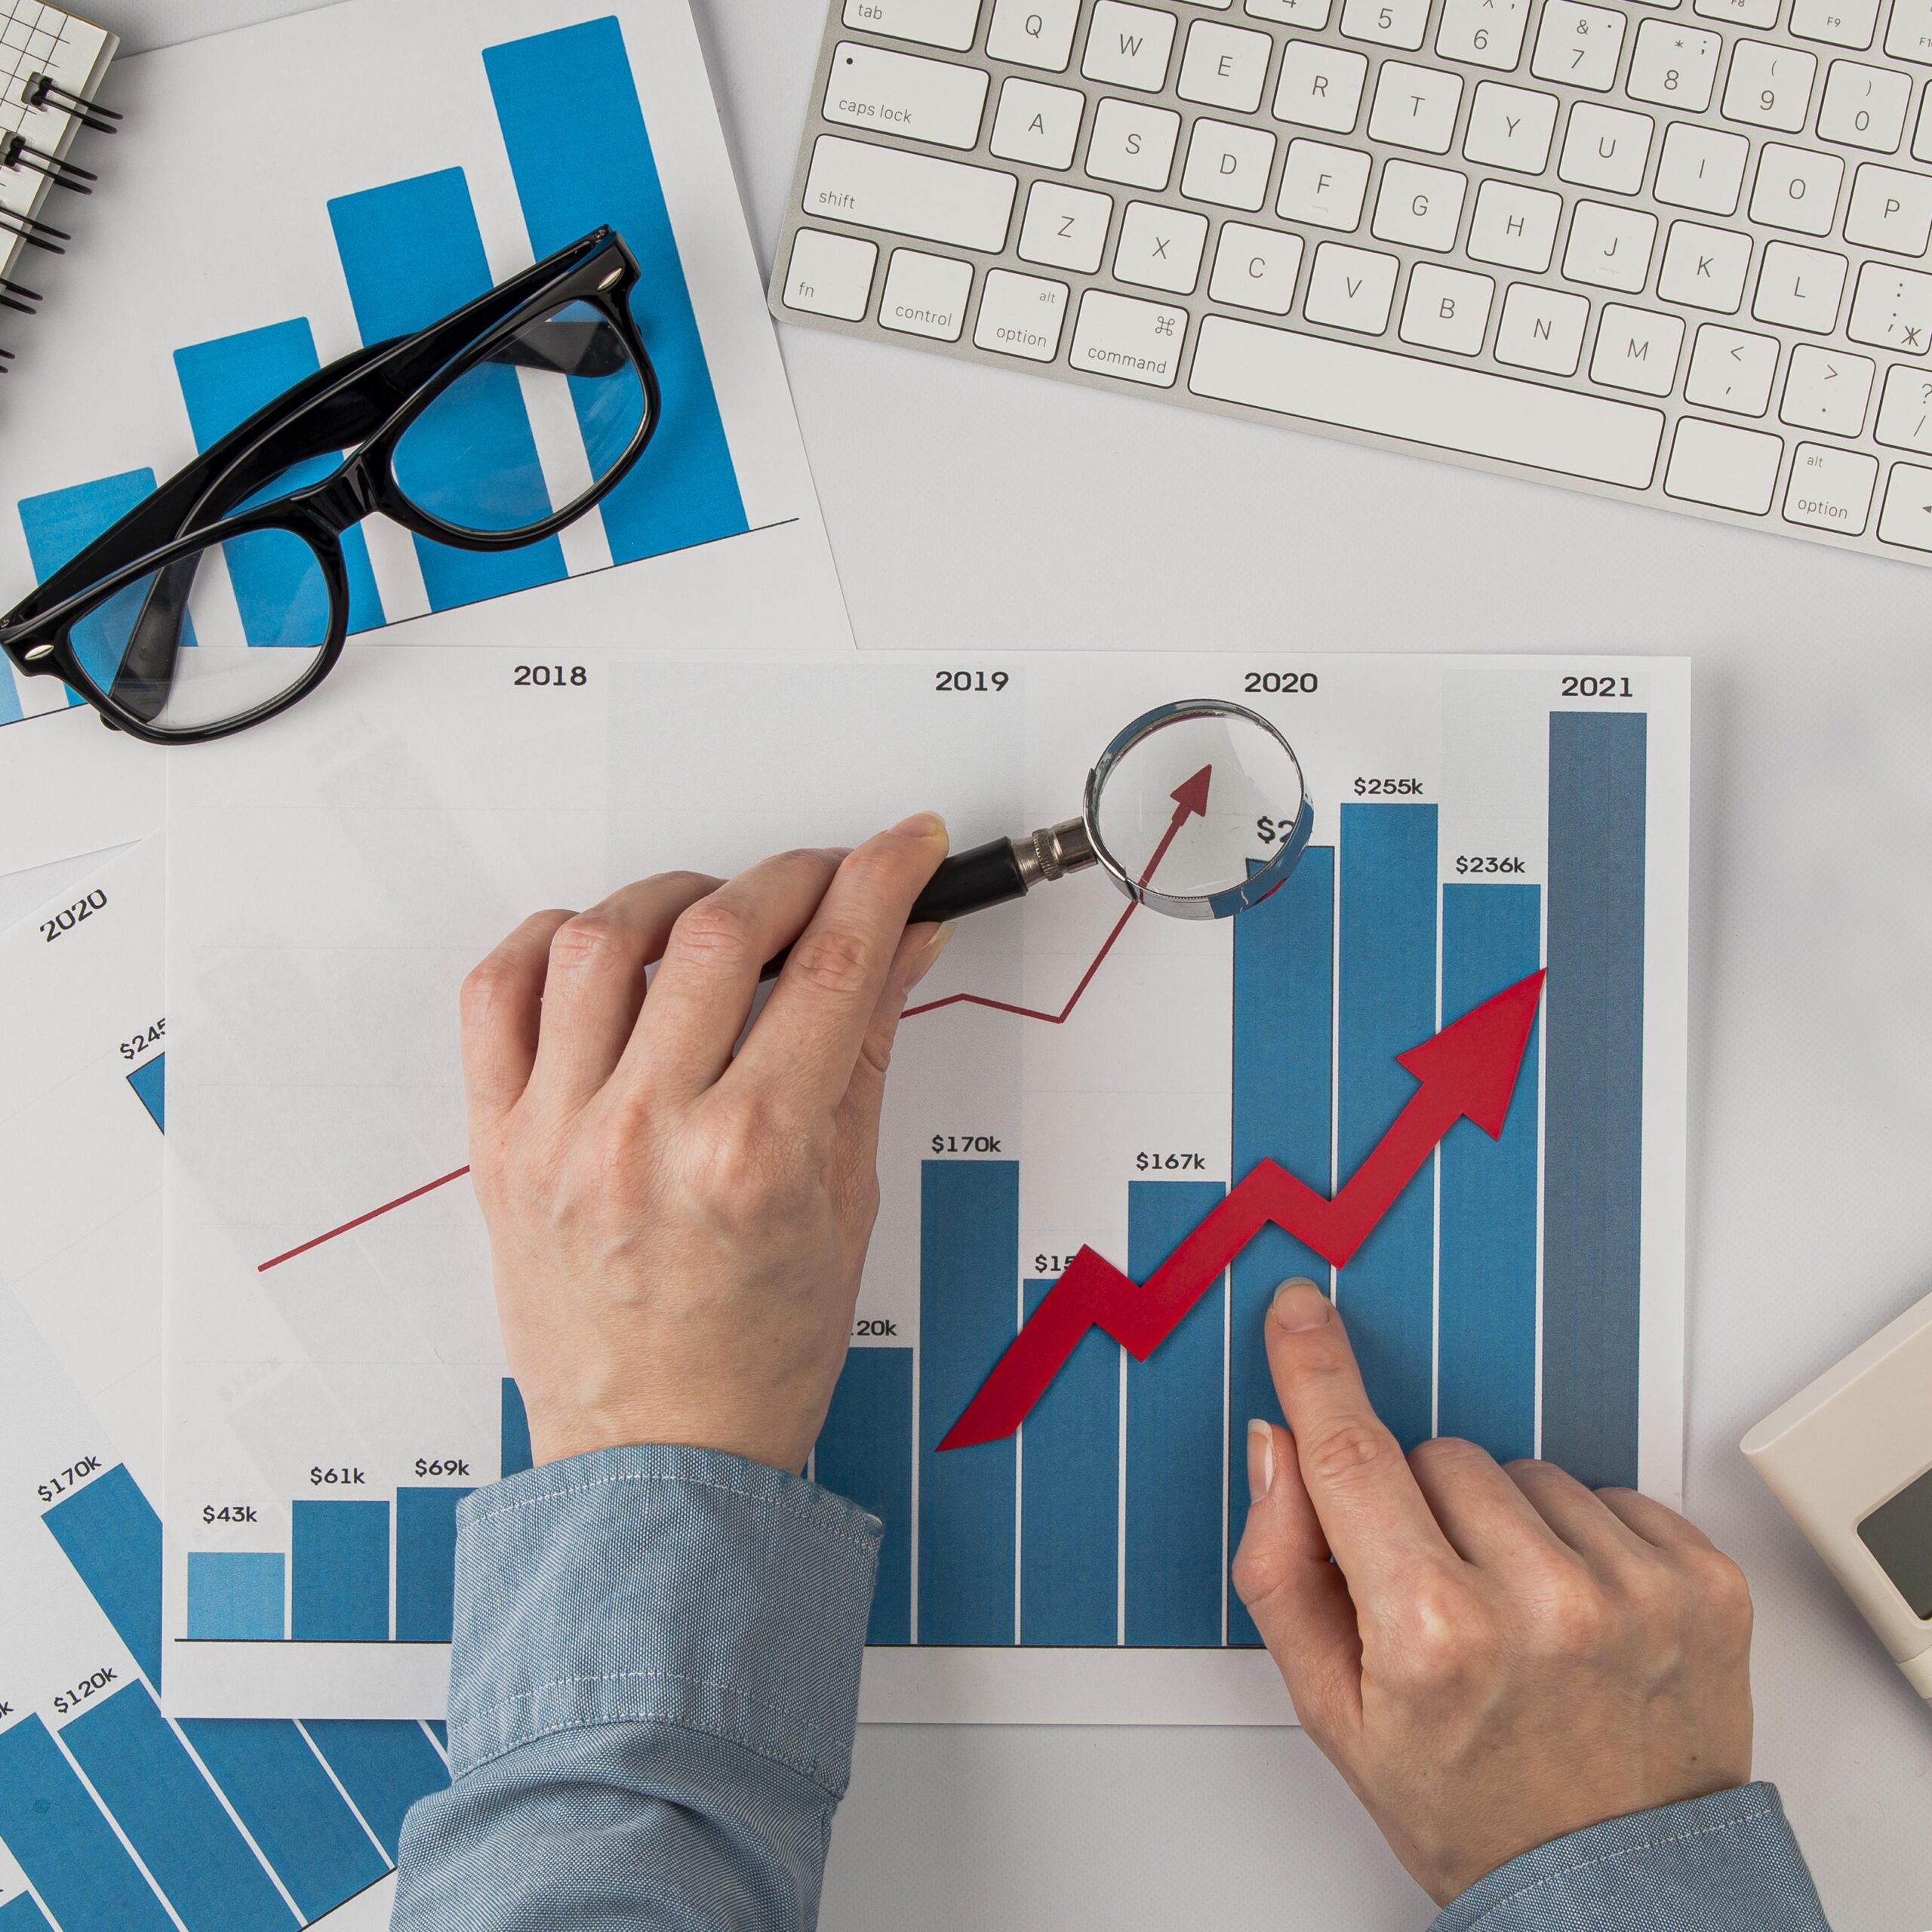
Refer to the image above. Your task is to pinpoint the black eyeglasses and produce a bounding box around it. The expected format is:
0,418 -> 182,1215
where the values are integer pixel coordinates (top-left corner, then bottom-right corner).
0,228 -> 660,743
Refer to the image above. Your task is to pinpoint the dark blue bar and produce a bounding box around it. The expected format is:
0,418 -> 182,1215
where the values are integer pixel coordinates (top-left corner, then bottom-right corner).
500,1377 -> 532,1478
395,1487 -> 471,1643
172,318 -> 386,639
302,1722 -> 448,1860
482,17 -> 747,565
60,1682 -> 296,1932
0,1715 -> 172,1932
1439,885 -> 1542,1463
1337,803 -> 1439,1451
1020,1279 -> 1118,1646
291,1500 -> 389,1642
426,1721 -> 448,1752
177,1720 -> 387,1921
815,1348 -> 914,1644
326,169 -> 568,611
1124,1180 -> 1226,1647
42,1466 -> 162,1687
0,1892 -> 52,1930
1228,848 -> 1334,1645
186,1552 -> 284,1640
126,1054 -> 165,1131
918,1160 -> 1018,1645
1543,713 -> 1647,1488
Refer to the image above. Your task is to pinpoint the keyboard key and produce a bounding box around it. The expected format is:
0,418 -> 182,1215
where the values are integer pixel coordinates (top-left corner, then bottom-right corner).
1399,263 -> 1495,352
1658,219 -> 1753,309
990,78 -> 1086,166
1115,199 -> 1211,290
1886,0 -> 1932,61
1494,282 -> 1592,372
1789,0 -> 1881,43
1467,180 -> 1564,269
1435,0 -> 1531,69
1083,2 -> 1178,88
1177,20 -> 1275,109
1369,61 -> 1465,152
1685,323 -> 1781,411
824,42 -> 990,149
1558,103 -> 1656,192
1876,363 -> 1932,450
1694,0 -> 1779,23
1780,342 -> 1875,432
1531,2 -> 1629,91
1189,315 -> 1666,485
783,228 -> 878,318
1847,260 -> 1932,348
1877,460 -> 1932,547
1654,122 -> 1750,212
844,0 -> 983,50
1590,303 -> 1685,394
1664,417 -> 1783,510
1626,20 -> 1723,109
988,0 -> 1081,66
1086,97 -> 1183,186
1069,288 -> 1190,383
1564,200 -> 1658,292
974,267 -> 1070,358
1721,41 -> 1817,130
1914,90 -> 1932,158
1181,118 -> 1278,208
1278,138 -> 1374,226
1274,42 -> 1371,131
1748,143 -> 1844,235
1784,441 -> 1878,529
1247,0 -> 1333,19
1817,59 -> 1911,148
805,136 -> 1018,249
1844,162 -> 1932,251
1372,158 -> 1469,248
1303,240 -> 1401,327
1752,239 -> 1848,330
1019,180 -> 1114,269
1210,221 -> 1306,311
880,247 -> 974,337
1340,0 -> 1432,48
1462,82 -> 1559,171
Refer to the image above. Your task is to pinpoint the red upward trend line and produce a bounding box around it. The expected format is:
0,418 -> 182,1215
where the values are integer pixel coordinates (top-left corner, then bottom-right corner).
938,969 -> 1547,1451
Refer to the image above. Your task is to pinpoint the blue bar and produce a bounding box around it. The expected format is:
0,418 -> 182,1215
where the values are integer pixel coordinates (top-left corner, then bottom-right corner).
187,1552 -> 285,1640
1020,1280 -> 1118,1646
1543,713 -> 1647,1488
814,1348 -> 913,1644
172,318 -> 386,639
0,1715 -> 172,1932
0,1893 -> 52,1930
1124,1180 -> 1226,1647
1337,804 -> 1439,1452
483,17 -> 747,565
326,169 -> 568,611
1439,885 -> 1543,1463
42,1466 -> 162,1686
500,1377 -> 532,1478
291,1500 -> 389,1642
395,1487 -> 470,1642
177,1719 -> 387,1921
1228,848 -> 1334,1645
426,1721 -> 448,1752
0,668 -> 23,728
302,1722 -> 448,1860
127,1054 -> 165,1131
60,1682 -> 296,1932
918,1160 -> 1018,1645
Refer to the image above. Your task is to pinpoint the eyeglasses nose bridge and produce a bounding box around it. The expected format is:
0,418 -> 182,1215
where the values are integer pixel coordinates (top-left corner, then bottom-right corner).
304,466 -> 378,535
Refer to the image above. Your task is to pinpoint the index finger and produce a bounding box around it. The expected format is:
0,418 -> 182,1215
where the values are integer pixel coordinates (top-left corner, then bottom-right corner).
1264,1278 -> 1460,1595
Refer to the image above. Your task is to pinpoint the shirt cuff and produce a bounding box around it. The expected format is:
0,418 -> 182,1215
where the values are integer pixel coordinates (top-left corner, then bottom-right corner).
443,1443 -> 881,1798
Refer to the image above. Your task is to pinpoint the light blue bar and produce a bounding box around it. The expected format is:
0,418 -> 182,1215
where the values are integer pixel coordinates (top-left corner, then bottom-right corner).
302,1722 -> 448,1860
395,1487 -> 471,1643
60,1682 -> 297,1932
42,1466 -> 162,1686
482,16 -> 747,565
1020,1279 -> 1118,1647
1337,803 -> 1439,1453
0,1891 -> 52,1930
1125,1180 -> 1226,1647
177,1719 -> 387,1922
1439,884 -> 1542,1463
0,1715 -> 173,1932
126,1053 -> 165,1132
290,1500 -> 389,1642
326,168 -> 568,611
1543,713 -> 1647,1488
918,1160 -> 1018,1646
1228,848 -> 1333,1646
815,1348 -> 913,1645
187,1552 -> 285,1641
0,668 -> 23,728
172,318 -> 386,639
500,1377 -> 532,1478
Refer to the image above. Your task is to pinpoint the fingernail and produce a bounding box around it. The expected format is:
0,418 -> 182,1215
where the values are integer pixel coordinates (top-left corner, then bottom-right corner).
1271,1278 -> 1331,1331
892,811 -> 947,841
1246,1419 -> 1275,1503
906,921 -> 955,988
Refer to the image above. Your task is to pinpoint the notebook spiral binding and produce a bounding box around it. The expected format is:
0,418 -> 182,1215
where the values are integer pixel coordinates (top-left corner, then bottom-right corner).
22,70 -> 119,137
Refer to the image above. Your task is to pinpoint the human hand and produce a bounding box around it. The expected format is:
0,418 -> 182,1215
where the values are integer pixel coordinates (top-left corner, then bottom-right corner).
1232,1278 -> 1754,1907
459,817 -> 951,1475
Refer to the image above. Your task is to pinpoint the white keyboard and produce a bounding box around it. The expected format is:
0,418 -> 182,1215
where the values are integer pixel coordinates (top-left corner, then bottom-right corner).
771,0 -> 1932,565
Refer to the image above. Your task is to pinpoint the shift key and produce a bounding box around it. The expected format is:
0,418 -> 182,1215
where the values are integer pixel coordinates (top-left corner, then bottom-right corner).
805,135 -> 1017,251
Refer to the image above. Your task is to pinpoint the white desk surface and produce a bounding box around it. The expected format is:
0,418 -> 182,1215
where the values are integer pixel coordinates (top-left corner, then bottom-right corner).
72,2 -> 1932,1924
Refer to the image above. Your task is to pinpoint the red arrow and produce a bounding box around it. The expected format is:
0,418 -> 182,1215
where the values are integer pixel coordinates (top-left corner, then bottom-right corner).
939,968 -> 1546,1450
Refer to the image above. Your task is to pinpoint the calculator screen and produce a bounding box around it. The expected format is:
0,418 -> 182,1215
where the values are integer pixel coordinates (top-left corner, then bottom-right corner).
1859,1466 -> 1932,1621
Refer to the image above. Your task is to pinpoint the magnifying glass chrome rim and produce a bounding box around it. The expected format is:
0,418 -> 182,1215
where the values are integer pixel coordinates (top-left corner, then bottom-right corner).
1081,697 -> 1315,921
